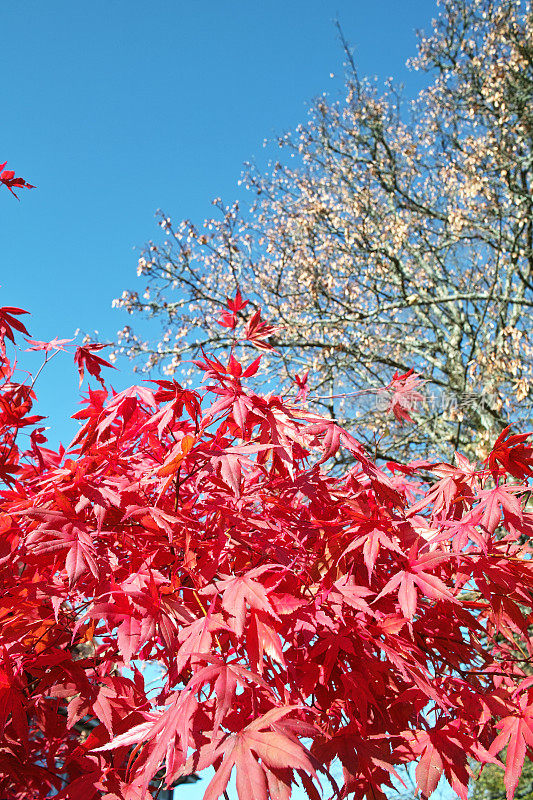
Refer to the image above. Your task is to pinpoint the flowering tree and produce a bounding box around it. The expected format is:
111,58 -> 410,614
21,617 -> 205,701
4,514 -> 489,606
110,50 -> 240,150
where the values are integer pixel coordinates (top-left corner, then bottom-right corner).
115,0 -> 533,462
1,291 -> 533,800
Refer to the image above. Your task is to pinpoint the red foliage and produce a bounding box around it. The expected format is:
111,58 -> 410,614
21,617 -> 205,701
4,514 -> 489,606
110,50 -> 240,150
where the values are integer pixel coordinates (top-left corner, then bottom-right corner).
216,291 -> 249,329
0,306 -> 30,356
0,305 -> 533,800
379,369 -> 425,424
243,308 -> 281,351
487,425 -> 533,480
74,342 -> 116,387
0,161 -> 35,199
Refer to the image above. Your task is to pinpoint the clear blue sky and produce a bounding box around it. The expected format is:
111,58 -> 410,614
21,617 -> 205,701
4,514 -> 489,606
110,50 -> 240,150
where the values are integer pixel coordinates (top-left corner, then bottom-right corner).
1,0 -> 439,447
1,3 -> 446,797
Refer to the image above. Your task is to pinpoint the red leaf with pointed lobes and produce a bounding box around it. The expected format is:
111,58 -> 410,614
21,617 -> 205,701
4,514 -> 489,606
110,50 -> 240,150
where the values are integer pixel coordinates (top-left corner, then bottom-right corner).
203,709 -> 318,800
306,418 -> 341,464
203,566 -> 281,636
487,426 -> 533,480
227,353 -> 243,378
227,289 -> 249,314
489,701 -> 533,800
25,336 -> 74,353
379,368 -> 425,424
477,485 -> 523,534
0,664 -> 28,744
0,305 -> 30,349
74,342 -> 116,387
217,311 -> 237,329
327,575 -> 374,616
343,524 -> 402,578
0,161 -> 35,198
376,548 -> 457,620
25,522 -> 99,586
242,355 -> 262,378
175,613 -> 228,673
416,738 -> 444,798
293,371 -> 309,402
244,309 -> 281,351
247,610 -> 286,673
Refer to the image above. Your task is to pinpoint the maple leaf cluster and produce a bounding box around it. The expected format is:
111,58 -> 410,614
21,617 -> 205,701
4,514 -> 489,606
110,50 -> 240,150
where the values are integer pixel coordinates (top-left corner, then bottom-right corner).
0,304 -> 533,800
215,291 -> 281,352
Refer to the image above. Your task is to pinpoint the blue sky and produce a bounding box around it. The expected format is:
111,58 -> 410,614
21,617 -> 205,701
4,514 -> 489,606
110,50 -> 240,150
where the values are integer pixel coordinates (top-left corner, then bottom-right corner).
1,0 -> 438,447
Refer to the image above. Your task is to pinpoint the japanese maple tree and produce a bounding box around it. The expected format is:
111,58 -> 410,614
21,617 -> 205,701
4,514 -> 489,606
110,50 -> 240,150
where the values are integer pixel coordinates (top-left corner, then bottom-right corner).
1,295 -> 533,800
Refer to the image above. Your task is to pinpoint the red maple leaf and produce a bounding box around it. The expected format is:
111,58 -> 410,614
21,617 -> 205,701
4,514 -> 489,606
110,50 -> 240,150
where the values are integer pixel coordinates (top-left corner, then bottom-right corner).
0,161 -> 35,199
203,566 -> 280,636
293,371 -> 309,402
0,305 -> 30,354
376,547 -> 457,619
25,336 -> 73,353
489,698 -> 533,800
379,368 -> 425,424
74,342 -> 116,387
227,290 -> 249,314
202,708 -> 319,800
244,309 -> 281,351
487,426 -> 533,480
216,291 -> 249,328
